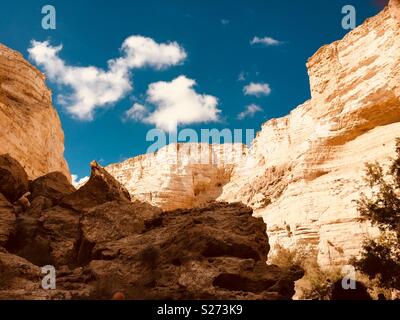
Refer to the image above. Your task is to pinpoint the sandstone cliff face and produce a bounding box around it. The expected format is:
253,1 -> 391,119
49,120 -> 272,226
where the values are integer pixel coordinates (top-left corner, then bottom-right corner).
106,1 -> 400,267
107,143 -> 247,211
0,44 -> 70,181
220,0 -> 400,267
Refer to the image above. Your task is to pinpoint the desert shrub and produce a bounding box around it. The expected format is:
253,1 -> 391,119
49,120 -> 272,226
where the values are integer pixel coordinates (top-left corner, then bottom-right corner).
269,244 -> 341,300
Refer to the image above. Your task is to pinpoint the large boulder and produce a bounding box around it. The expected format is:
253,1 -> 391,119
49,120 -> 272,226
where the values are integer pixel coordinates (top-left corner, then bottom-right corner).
61,161 -> 131,212
9,203 -> 81,267
29,172 -> 76,204
86,202 -> 303,300
2,160 -> 302,300
0,154 -> 29,203
0,193 -> 15,247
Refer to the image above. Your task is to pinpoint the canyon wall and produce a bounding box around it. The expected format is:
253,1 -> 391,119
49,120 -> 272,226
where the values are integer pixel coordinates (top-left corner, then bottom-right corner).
220,0 -> 400,266
107,143 -> 247,211
107,1 -> 400,267
0,44 -> 70,181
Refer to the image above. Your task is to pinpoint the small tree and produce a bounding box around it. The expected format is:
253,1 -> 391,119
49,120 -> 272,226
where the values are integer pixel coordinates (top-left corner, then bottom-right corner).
352,138 -> 400,290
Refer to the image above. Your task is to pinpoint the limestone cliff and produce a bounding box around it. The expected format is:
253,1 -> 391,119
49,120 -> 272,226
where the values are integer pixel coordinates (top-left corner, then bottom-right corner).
220,0 -> 400,267
107,143 -> 247,211
106,1 -> 400,267
0,44 -> 70,181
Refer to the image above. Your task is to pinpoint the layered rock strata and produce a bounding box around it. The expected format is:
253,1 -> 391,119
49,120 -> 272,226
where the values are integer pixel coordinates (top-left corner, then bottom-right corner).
0,44 -> 70,181
106,1 -> 400,267
0,155 -> 301,300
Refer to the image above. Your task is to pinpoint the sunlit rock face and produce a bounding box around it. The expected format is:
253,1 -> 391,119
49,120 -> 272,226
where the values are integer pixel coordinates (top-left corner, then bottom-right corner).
220,0 -> 400,267
107,1 -> 400,267
0,44 -> 70,181
106,143 -> 248,211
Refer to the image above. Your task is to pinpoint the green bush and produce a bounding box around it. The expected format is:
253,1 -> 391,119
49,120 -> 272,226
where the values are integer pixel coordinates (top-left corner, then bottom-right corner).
351,139 -> 400,290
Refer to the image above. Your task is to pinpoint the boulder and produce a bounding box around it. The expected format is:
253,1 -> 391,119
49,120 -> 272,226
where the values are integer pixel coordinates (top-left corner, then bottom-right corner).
29,172 -> 76,203
61,161 -> 131,212
0,193 -> 15,247
0,154 -> 29,203
87,202 -> 303,300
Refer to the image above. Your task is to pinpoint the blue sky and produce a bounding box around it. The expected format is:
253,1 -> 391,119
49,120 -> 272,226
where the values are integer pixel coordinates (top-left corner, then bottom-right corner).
0,0 -> 386,181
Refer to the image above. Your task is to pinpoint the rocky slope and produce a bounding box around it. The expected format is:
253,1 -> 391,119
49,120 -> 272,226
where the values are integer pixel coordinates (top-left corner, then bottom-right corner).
0,155 -> 302,300
106,0 -> 400,267
0,44 -> 70,181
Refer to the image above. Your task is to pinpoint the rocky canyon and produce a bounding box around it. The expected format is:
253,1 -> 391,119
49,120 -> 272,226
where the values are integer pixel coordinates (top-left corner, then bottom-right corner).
0,44 -> 70,181
0,0 -> 399,300
106,0 -> 400,267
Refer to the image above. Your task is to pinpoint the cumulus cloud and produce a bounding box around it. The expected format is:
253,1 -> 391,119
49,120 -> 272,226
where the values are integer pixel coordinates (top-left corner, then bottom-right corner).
125,103 -> 149,121
125,75 -> 220,132
237,104 -> 263,120
71,174 -> 89,188
243,82 -> 271,97
250,36 -> 281,46
28,36 -> 187,120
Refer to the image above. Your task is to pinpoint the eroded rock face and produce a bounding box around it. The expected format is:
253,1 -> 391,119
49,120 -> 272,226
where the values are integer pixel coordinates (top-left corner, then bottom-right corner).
0,44 -> 70,181
29,172 -> 76,203
87,202 -> 303,300
1,158 -> 300,300
62,161 -> 131,212
0,193 -> 15,247
0,154 -> 29,203
106,143 -> 247,211
105,1 -> 400,267
220,0 -> 400,267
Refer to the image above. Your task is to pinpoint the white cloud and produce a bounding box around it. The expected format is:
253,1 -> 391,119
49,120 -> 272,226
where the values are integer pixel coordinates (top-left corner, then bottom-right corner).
250,36 -> 281,46
243,82 -> 271,97
237,104 -> 263,120
126,75 -> 220,132
28,36 -> 187,120
125,103 -> 149,121
71,174 -> 89,188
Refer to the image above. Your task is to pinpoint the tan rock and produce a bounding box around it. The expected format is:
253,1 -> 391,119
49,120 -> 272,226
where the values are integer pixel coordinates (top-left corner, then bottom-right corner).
106,1 -> 400,267
0,193 -> 15,247
0,154 -> 29,203
29,172 -> 75,204
0,44 -> 70,181
62,161 -> 131,212
106,143 -> 246,211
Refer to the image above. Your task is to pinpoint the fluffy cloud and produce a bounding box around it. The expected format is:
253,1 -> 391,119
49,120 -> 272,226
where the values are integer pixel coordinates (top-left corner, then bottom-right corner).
243,82 -> 271,97
28,36 -> 187,120
125,75 -> 220,132
125,103 -> 149,121
250,36 -> 281,46
237,104 -> 263,120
